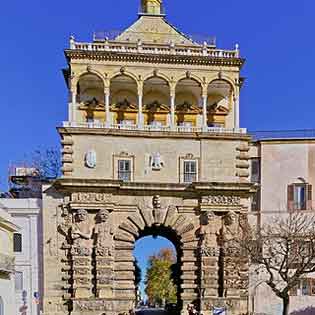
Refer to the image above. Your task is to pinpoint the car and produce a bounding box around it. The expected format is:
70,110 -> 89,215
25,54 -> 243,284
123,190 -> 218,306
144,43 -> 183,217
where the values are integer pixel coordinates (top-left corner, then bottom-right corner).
165,303 -> 177,314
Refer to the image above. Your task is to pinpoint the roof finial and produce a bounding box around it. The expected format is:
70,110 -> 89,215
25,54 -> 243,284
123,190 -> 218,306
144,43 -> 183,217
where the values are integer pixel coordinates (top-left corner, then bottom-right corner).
141,0 -> 163,15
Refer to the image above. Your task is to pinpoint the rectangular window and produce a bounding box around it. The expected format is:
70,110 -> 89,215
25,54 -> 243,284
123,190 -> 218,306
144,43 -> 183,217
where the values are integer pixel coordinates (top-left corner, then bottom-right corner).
184,160 -> 197,183
288,184 -> 312,211
15,272 -> 23,291
118,160 -> 131,182
13,233 -> 22,253
251,158 -> 260,183
294,185 -> 306,210
251,188 -> 261,212
302,279 -> 311,296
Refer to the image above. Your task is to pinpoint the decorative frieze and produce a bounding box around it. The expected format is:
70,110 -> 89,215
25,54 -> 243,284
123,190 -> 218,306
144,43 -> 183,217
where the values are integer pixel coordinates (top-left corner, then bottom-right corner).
73,300 -> 114,312
71,192 -> 112,203
202,195 -> 241,206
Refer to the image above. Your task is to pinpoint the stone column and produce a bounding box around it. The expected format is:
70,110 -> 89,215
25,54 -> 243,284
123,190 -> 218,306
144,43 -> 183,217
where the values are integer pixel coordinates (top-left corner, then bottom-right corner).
170,90 -> 176,130
202,94 -> 208,131
199,212 -> 220,312
70,209 -> 93,299
105,87 -> 110,127
70,87 -> 77,123
137,86 -> 143,127
234,92 -> 240,130
94,209 -> 114,299
222,211 -> 241,299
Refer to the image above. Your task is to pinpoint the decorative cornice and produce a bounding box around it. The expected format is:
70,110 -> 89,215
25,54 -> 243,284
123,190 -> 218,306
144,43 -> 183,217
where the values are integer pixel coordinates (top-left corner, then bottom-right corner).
53,178 -> 255,194
65,49 -> 245,68
57,127 -> 251,141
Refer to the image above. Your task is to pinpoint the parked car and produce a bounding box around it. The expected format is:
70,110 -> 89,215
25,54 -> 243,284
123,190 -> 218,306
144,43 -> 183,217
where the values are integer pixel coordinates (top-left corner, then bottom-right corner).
165,303 -> 177,314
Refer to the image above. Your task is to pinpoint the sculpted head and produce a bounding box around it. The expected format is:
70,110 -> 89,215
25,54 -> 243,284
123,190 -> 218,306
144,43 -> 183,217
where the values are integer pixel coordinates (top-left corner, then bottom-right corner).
224,211 -> 237,226
205,211 -> 216,223
76,209 -> 88,222
98,209 -> 110,222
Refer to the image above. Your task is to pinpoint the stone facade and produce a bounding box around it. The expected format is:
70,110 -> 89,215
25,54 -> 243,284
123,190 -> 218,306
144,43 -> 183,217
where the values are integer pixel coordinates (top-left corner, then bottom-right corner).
42,1 -> 254,314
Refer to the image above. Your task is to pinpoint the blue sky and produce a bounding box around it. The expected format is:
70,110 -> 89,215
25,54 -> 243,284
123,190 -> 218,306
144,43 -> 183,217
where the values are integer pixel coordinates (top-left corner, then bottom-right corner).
0,0 -> 315,188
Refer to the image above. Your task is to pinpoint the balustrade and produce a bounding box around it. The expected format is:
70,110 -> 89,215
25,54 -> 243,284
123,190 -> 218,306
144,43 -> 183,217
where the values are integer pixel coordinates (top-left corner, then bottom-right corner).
71,41 -> 239,59
62,121 -> 247,134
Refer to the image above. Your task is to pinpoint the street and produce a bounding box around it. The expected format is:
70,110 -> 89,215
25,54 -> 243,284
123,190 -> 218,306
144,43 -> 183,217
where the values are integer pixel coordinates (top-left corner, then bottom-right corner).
135,307 -> 166,315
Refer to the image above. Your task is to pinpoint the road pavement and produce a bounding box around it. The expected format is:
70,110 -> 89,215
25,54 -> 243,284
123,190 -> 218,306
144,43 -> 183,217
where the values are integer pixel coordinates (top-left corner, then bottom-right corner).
135,307 -> 166,315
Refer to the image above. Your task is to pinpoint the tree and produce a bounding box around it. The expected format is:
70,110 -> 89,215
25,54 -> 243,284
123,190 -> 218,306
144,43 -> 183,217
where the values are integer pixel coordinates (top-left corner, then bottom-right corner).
31,147 -> 61,179
145,248 -> 177,306
240,212 -> 315,315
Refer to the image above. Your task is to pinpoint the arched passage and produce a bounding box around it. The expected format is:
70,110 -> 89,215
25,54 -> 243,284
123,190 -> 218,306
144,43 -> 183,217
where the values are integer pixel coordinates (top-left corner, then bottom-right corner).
207,80 -> 233,128
110,74 -> 138,126
133,235 -> 179,309
77,73 -> 105,123
114,203 -> 198,314
143,77 -> 170,127
175,78 -> 202,128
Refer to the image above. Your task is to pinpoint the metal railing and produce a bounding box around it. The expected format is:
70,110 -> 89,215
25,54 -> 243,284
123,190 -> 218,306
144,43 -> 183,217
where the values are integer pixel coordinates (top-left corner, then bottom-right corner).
62,121 -> 247,134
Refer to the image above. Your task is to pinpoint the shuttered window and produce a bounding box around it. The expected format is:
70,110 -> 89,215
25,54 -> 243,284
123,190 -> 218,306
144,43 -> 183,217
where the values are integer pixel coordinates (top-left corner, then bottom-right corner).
288,183 -> 312,211
13,233 -> 22,253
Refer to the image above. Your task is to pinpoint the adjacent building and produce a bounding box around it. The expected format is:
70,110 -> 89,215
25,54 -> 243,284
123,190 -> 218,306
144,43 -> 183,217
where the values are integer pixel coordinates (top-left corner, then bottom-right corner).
0,203 -> 19,315
249,131 -> 315,314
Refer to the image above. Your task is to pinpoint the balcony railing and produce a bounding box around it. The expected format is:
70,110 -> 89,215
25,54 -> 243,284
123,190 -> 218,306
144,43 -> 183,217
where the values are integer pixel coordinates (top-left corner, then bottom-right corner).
70,39 -> 239,59
62,121 -> 247,134
0,253 -> 15,274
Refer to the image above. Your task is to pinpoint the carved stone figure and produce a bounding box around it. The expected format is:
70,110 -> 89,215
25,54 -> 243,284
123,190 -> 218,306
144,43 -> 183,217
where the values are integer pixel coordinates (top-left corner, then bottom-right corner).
95,209 -> 113,257
71,209 -> 93,256
222,211 -> 239,249
85,150 -> 97,168
200,211 -> 221,256
150,152 -> 164,170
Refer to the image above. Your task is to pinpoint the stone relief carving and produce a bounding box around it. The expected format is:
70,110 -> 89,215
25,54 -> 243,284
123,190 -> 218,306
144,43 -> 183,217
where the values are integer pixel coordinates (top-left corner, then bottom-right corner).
149,152 -> 164,170
200,211 -> 221,256
71,209 -> 93,256
73,300 -> 113,312
85,150 -> 97,168
203,195 -> 241,206
71,192 -> 112,203
95,209 -> 114,257
221,211 -> 241,253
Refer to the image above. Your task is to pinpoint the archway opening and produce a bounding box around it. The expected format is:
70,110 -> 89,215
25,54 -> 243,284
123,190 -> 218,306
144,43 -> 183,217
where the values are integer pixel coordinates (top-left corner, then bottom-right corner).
133,226 -> 183,315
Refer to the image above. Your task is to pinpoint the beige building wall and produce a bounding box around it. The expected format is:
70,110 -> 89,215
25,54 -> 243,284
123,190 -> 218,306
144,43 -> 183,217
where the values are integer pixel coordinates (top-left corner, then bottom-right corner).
260,140 -> 315,212
251,139 -> 315,314
0,206 -> 20,315
69,133 -> 244,183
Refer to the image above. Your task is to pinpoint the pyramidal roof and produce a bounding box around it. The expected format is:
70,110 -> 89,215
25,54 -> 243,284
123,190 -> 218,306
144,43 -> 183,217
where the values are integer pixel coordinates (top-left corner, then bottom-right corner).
115,10 -> 196,45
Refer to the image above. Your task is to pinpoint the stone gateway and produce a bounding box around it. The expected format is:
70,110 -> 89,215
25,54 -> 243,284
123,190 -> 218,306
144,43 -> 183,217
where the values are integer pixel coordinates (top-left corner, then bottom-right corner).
42,1 -> 254,314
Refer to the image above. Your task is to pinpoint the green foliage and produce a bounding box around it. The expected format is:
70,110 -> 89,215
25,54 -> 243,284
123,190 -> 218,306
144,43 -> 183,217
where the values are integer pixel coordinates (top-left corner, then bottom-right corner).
145,248 -> 177,306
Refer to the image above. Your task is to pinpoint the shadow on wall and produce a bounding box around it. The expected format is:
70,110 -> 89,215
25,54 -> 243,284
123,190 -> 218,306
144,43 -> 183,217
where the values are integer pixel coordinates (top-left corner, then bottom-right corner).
291,307 -> 315,315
